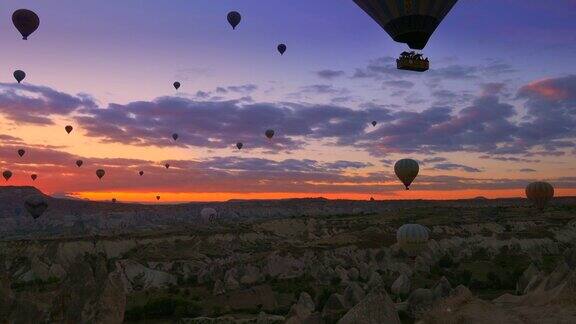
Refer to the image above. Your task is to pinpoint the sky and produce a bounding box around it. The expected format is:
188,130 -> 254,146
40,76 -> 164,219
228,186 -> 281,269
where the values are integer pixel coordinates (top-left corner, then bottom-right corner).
0,0 -> 575,202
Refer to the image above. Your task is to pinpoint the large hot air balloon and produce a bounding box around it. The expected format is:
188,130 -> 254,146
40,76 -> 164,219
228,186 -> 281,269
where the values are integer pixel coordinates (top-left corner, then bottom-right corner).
526,182 -> 554,210
277,44 -> 287,55
236,142 -> 244,150
96,169 -> 105,180
76,160 -> 84,167
354,0 -> 458,71
372,121 -> 377,127
31,174 -> 38,181
12,9 -> 40,40
394,159 -> 419,190
396,223 -> 429,257
65,125 -> 73,134
24,195 -> 48,219
172,133 -> 179,141
173,82 -> 181,90
18,149 -> 26,157
14,70 -> 26,83
139,171 -> 144,176
265,129 -> 275,140
227,11 -> 242,29
3,171 -> 13,181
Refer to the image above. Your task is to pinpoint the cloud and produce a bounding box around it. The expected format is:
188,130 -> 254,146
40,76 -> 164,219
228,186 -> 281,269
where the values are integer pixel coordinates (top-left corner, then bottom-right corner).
433,163 -> 482,173
298,84 -> 350,96
519,168 -> 537,172
316,70 -> 345,80
383,80 -> 414,89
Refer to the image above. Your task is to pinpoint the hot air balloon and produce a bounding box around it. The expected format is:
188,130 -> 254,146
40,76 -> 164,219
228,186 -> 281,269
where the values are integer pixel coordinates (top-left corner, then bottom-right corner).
172,133 -> 179,141
370,197 -> 375,201
173,82 -> 181,90
265,129 -> 275,140
397,223 -> 429,257
372,121 -> 377,127
24,195 -> 48,219
236,142 -> 243,150
12,9 -> 40,40
65,125 -> 73,134
76,160 -> 83,167
3,171 -> 13,181
277,44 -> 287,55
200,207 -> 218,223
156,195 -> 161,201
227,11 -> 242,29
31,174 -> 38,181
394,159 -> 419,190
526,182 -> 554,210
14,70 -> 26,83
18,149 -> 26,157
112,198 -> 117,203
139,171 -> 144,176
165,163 -> 170,169
353,0 -> 458,71
96,169 -> 105,180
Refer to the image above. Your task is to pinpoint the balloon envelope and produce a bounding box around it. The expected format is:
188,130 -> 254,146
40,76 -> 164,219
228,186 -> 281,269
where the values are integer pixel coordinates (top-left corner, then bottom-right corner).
156,196 -> 161,201
3,171 -> 13,181
277,44 -> 287,55
76,160 -> 83,167
227,11 -> 241,29
172,133 -> 179,141
65,125 -> 73,134
14,70 -> 26,83
12,9 -> 40,40
265,129 -> 275,139
372,121 -> 377,127
200,207 -> 218,223
24,195 -> 48,219
31,174 -> 38,181
139,171 -> 144,176
173,82 -> 181,90
394,159 -> 419,190
236,142 -> 243,150
165,163 -> 170,169
18,149 -> 26,157
96,169 -> 105,179
526,182 -> 554,210
353,0 -> 458,50
397,223 -> 429,256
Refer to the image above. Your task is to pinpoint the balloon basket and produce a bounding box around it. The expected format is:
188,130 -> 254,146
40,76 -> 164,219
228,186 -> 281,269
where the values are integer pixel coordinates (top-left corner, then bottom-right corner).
397,53 -> 429,72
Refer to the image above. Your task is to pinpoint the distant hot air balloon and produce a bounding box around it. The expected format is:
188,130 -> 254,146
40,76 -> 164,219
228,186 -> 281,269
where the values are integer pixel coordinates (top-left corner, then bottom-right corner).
18,149 -> 26,157
76,160 -> 83,167
526,182 -> 554,210
139,171 -> 144,176
370,197 -> 375,201
65,125 -> 73,134
265,129 -> 275,140
31,174 -> 38,181
372,121 -> 377,127
353,0 -> 458,71
24,195 -> 48,219
397,223 -> 429,257
112,198 -> 117,203
96,169 -> 105,180
165,163 -> 170,169
236,142 -> 243,150
277,44 -> 287,55
3,171 -> 13,181
12,9 -> 40,40
200,207 -> 218,223
227,11 -> 242,29
156,195 -> 161,201
172,133 -> 179,141
14,70 -> 26,83
173,82 -> 181,90
394,159 -> 419,190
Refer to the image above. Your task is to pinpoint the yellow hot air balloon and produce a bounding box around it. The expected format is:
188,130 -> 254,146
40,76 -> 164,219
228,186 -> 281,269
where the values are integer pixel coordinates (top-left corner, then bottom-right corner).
525,182 -> 554,210
394,159 -> 419,190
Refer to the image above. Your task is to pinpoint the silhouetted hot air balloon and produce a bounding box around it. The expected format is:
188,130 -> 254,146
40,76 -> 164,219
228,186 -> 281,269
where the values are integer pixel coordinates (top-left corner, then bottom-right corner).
265,129 -> 275,140
236,142 -> 243,150
24,195 -> 48,219
156,195 -> 161,201
397,223 -> 429,257
277,44 -> 287,55
139,171 -> 144,176
370,197 -> 375,201
14,70 -> 26,83
172,133 -> 179,141
394,159 -> 419,190
227,11 -> 241,29
200,207 -> 218,223
353,0 -> 458,71
165,163 -> 170,169
112,198 -> 117,203
18,149 -> 26,157
3,171 -> 13,181
96,169 -> 105,180
65,125 -> 73,134
173,82 -> 181,90
76,160 -> 83,167
526,182 -> 554,210
372,121 -> 377,127
31,174 -> 38,181
12,9 -> 40,40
